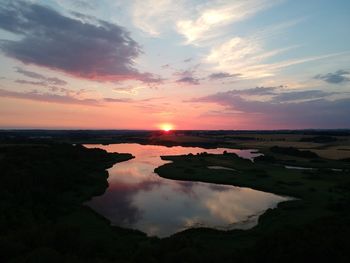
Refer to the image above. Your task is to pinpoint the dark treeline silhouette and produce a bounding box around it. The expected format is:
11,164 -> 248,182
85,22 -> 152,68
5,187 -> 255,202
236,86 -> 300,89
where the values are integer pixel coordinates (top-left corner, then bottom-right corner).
270,146 -> 319,158
299,135 -> 338,143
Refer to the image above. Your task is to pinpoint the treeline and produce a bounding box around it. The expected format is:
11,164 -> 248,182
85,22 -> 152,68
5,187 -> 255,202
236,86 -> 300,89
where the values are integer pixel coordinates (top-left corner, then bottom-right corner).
270,146 -> 319,158
300,136 -> 338,143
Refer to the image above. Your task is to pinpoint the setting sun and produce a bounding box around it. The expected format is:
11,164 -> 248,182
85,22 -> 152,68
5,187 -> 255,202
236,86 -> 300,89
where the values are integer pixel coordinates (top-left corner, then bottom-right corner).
159,123 -> 174,132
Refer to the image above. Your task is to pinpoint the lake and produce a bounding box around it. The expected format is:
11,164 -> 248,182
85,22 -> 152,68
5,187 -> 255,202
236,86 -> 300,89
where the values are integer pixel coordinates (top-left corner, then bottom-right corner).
85,143 -> 289,237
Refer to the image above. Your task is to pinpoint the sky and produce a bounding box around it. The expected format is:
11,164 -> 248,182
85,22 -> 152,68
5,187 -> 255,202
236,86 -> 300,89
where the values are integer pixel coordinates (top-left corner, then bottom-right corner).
0,0 -> 349,130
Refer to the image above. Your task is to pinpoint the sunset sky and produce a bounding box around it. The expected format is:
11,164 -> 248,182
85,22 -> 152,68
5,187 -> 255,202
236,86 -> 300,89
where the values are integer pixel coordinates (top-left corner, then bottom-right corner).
0,0 -> 349,130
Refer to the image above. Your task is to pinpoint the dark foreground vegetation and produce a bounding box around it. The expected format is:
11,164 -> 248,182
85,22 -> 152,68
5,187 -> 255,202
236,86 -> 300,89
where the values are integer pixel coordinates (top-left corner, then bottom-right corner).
1,132 -> 350,262
0,144 -> 153,262
155,147 -> 350,262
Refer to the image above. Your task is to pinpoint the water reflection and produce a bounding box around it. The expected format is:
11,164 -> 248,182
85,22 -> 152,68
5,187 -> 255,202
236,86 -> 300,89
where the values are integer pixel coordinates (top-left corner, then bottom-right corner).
85,143 -> 288,237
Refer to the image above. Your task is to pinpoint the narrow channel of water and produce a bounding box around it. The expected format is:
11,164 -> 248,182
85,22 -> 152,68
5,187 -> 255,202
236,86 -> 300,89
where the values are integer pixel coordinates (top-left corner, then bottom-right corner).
85,143 -> 289,237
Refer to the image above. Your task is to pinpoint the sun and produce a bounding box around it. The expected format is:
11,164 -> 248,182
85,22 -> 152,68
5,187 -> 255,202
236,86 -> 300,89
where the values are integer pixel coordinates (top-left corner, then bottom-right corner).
159,123 -> 174,132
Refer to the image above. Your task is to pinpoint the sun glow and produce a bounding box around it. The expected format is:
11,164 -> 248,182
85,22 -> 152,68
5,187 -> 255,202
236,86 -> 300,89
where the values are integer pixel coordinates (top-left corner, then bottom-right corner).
159,123 -> 174,132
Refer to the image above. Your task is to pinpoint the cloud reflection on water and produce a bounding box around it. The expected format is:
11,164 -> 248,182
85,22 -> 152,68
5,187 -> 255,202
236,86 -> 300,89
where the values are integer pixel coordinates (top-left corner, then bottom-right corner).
86,143 -> 288,237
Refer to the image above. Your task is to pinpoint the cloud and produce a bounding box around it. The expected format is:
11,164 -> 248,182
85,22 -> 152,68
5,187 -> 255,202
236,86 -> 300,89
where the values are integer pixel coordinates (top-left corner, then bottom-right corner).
174,68 -> 200,85
191,86 -> 278,98
176,76 -> 200,85
0,0 -> 158,83
189,86 -> 335,103
56,0 -> 98,10
113,85 -> 144,95
103,97 -> 132,103
176,0 -> 277,44
205,37 -> 286,78
188,87 -> 350,128
15,67 -> 67,86
130,0 -> 279,44
0,88 -> 100,106
205,34 -> 341,79
208,72 -> 241,80
314,70 -> 350,84
15,80 -> 48,87
238,86 -> 280,96
131,0 -> 188,36
272,90 -> 336,102
0,87 -> 159,106
14,77 -> 94,97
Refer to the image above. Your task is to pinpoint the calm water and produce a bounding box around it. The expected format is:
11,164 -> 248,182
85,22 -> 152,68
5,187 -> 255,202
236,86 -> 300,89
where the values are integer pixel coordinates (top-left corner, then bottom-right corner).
85,143 -> 289,237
